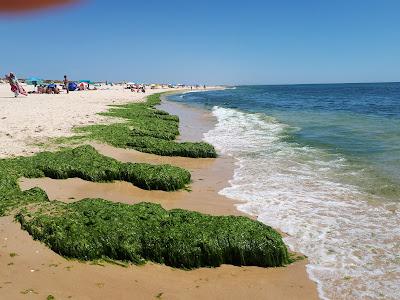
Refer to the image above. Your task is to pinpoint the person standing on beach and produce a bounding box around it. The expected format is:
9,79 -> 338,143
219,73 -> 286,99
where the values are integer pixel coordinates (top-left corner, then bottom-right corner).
63,75 -> 69,93
5,72 -> 27,97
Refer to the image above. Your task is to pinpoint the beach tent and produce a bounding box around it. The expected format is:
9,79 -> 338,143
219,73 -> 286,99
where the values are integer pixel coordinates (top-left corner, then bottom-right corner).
78,82 -> 89,89
79,80 -> 95,89
126,82 -> 137,89
68,82 -> 78,91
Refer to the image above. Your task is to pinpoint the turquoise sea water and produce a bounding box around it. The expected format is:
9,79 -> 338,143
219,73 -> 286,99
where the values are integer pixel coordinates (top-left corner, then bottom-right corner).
168,83 -> 400,300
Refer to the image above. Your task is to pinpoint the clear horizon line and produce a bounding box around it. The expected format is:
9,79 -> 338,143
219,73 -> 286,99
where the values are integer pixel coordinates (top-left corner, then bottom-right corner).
232,80 -> 400,86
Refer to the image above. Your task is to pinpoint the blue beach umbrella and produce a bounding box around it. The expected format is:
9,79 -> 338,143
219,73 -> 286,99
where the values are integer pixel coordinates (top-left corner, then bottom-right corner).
26,77 -> 43,85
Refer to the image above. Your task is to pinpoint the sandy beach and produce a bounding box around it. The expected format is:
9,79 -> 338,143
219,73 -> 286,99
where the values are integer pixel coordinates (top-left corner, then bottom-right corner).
0,83 -> 175,158
2,2 -> 399,298
0,86 -> 318,299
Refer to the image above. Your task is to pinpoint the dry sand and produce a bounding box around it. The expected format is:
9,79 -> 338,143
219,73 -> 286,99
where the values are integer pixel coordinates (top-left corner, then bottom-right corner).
0,83 -> 177,158
1,89 -> 319,299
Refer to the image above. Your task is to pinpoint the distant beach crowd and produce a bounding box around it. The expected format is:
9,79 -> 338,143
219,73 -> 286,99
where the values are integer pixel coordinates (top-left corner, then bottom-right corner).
1,72 -> 208,98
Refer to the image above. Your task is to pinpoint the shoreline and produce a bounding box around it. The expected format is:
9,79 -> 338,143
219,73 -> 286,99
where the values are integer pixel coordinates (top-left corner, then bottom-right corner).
2,90 -> 318,299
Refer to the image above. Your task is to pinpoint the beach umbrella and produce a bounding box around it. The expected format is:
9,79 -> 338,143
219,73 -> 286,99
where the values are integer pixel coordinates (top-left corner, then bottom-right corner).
26,77 -> 43,85
79,80 -> 95,86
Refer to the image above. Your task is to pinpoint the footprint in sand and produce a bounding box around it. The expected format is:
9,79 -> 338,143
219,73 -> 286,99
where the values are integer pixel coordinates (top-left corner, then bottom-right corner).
20,288 -> 38,295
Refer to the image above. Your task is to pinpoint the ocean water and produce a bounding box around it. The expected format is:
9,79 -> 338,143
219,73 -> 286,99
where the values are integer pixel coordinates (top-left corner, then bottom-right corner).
168,83 -> 400,300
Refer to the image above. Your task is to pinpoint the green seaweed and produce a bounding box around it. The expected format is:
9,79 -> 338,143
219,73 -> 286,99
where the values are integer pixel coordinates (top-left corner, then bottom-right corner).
70,93 -> 217,158
0,145 -> 190,216
127,137 -> 217,158
16,199 -> 290,269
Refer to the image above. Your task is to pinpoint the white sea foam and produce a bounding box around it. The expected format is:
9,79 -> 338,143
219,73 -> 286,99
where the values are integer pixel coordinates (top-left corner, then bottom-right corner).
204,106 -> 400,300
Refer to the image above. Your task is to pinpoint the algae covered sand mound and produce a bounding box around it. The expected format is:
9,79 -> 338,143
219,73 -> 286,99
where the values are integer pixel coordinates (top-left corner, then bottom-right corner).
0,145 -> 191,216
31,145 -> 191,191
73,93 -> 217,158
16,199 -> 290,269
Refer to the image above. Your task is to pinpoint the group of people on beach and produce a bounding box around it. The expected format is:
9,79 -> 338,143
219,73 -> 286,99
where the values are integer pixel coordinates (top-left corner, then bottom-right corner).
3,73 -> 85,97
4,72 -> 205,98
34,84 -> 61,94
25,76 -> 71,95
130,85 -> 146,93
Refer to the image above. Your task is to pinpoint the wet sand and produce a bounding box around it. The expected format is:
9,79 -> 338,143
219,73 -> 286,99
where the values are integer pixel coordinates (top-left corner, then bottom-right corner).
2,99 -> 319,299
20,145 -> 242,217
0,216 -> 315,300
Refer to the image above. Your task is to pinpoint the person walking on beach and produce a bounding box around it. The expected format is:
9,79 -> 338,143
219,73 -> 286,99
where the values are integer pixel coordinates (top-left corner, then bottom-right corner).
63,75 -> 69,93
5,72 -> 27,97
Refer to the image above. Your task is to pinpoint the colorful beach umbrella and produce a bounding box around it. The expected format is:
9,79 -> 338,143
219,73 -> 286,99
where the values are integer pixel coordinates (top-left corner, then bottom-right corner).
26,77 -> 43,85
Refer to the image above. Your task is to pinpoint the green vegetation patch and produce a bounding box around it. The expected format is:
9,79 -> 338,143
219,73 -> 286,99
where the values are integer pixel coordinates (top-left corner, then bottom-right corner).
71,93 -> 217,158
16,199 -> 290,269
0,145 -> 190,216
127,137 -> 217,158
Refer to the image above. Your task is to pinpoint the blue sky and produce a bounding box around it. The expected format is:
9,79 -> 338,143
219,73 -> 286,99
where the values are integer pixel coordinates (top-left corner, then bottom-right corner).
1,0 -> 399,85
